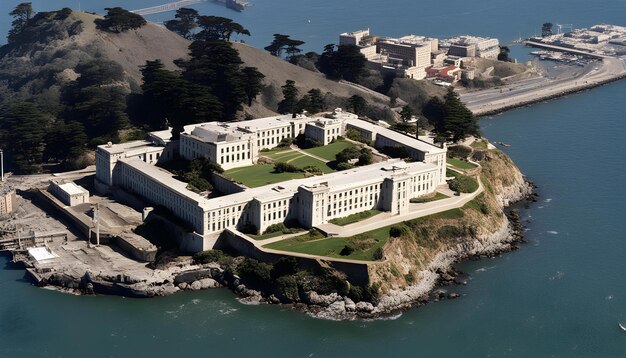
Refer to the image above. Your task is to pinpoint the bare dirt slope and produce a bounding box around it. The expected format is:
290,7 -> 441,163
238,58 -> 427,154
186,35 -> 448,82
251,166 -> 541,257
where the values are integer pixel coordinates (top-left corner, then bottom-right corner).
72,12 -> 190,84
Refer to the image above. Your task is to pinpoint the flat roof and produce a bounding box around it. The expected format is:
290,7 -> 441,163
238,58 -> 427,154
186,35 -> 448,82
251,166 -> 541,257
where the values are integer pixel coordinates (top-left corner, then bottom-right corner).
56,182 -> 87,196
28,247 -> 59,262
119,158 -> 210,208
345,118 -> 446,155
203,159 -> 437,210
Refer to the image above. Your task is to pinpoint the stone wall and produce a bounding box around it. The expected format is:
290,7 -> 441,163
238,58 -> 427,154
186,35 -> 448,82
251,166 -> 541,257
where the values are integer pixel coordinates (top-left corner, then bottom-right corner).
211,173 -> 247,195
216,229 -> 370,286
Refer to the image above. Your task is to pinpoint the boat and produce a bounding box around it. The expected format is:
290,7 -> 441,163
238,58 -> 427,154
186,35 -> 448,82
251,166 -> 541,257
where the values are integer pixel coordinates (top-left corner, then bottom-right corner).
496,142 -> 511,147
213,0 -> 250,11
619,323 -> 626,332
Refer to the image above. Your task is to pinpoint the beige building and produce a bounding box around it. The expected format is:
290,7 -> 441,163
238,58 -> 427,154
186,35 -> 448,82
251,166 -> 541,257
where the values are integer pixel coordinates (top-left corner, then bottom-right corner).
305,117 -> 343,145
446,36 -> 500,59
344,118 -> 447,186
49,181 -> 90,207
0,185 -> 16,216
96,112 -> 448,253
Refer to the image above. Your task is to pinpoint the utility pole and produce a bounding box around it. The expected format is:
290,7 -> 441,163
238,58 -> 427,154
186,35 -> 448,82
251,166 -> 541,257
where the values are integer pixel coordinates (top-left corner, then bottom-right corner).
1,149 -> 4,182
95,203 -> 100,246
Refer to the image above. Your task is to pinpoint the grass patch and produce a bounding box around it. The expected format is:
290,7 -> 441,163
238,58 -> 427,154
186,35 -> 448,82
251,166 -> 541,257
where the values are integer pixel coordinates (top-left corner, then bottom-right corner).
447,169 -> 479,193
224,153 -> 334,187
410,192 -> 449,203
265,226 -> 390,261
302,140 -> 355,161
447,157 -> 478,170
471,139 -> 488,149
329,210 -> 381,226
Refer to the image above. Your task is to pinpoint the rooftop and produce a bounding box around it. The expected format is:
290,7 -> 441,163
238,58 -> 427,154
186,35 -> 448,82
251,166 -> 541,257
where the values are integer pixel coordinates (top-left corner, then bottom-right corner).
54,181 -> 88,196
345,118 -> 446,155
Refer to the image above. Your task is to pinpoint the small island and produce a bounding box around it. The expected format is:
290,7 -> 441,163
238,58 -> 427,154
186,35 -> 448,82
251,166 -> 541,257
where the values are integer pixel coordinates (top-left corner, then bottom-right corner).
0,6 -> 541,320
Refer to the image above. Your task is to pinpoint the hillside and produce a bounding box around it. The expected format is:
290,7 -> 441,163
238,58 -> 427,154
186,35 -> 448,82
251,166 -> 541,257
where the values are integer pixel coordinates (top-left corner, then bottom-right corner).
0,10 -> 391,117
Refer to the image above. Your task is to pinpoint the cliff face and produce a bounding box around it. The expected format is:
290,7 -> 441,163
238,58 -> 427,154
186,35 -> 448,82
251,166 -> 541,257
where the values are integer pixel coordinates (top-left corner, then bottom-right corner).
367,147 -> 532,314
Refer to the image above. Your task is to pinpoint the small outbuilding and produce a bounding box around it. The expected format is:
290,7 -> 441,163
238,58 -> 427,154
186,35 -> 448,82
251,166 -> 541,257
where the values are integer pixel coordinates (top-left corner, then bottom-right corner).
48,180 -> 90,207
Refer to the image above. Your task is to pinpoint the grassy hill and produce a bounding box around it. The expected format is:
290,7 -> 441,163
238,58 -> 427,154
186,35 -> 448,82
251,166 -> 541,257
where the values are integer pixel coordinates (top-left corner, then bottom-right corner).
0,10 -> 392,117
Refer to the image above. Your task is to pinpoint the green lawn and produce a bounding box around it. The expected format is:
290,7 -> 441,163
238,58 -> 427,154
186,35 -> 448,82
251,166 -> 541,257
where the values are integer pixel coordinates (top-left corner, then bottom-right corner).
264,225 -> 390,261
329,210 -> 382,226
302,140 -> 355,161
447,157 -> 478,170
410,192 -> 449,203
224,150 -> 335,187
471,139 -> 488,149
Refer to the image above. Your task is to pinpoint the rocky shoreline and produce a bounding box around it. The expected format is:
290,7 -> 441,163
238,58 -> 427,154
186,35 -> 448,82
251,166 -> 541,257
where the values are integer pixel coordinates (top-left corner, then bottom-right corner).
13,158 -> 537,321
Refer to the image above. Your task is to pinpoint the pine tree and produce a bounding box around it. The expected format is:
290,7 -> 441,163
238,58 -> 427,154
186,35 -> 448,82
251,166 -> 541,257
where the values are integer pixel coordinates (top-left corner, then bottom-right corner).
164,8 -> 198,40
278,80 -> 299,114
7,2 -> 34,43
348,95 -> 366,116
242,67 -> 265,106
305,88 -> 325,114
0,102 -> 48,173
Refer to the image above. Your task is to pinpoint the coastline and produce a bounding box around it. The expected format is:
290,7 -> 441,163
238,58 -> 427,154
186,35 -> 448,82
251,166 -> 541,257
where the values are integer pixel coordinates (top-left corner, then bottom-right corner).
463,58 -> 626,117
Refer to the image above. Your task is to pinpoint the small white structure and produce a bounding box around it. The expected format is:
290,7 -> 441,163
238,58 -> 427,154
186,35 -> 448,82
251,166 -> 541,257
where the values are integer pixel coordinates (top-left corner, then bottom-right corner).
305,117 -> 343,145
28,247 -> 59,262
49,180 -> 90,207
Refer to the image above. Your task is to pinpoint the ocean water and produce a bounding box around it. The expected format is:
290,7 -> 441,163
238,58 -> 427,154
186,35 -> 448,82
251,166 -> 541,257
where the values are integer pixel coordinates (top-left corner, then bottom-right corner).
2,0 -> 626,356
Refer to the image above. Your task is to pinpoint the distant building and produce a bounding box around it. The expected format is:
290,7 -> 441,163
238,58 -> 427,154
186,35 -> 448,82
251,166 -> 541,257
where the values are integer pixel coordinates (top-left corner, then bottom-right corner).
48,181 -> 90,207
445,36 -> 500,59
0,185 -> 16,216
426,65 -> 461,81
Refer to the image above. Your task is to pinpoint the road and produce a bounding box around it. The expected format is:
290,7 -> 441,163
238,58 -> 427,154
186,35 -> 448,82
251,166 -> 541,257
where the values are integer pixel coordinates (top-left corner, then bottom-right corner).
461,58 -> 626,116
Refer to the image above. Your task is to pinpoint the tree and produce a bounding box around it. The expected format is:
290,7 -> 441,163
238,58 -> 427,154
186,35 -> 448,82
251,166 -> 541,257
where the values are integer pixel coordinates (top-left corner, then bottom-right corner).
422,96 -> 446,133
357,148 -> 373,166
241,67 -> 265,106
177,40 -> 247,120
399,105 -> 414,123
7,2 -> 34,43
264,34 -> 304,59
442,88 -> 479,142
139,60 -> 222,138
542,22 -> 553,37
0,102 -> 48,173
316,44 -> 367,82
44,121 -> 87,164
336,146 -> 361,163
348,95 -> 366,115
164,7 -> 198,40
498,46 -> 511,62
195,16 -> 250,41
305,88 -> 325,113
278,80 -> 299,114
95,7 -> 146,33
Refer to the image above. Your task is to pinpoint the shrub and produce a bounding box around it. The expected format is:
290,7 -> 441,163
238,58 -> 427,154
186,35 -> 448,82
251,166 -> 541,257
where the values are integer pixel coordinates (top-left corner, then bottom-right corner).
277,137 -> 293,148
271,257 -> 299,278
237,258 -> 273,286
335,146 -> 361,163
275,275 -> 299,301
193,250 -> 228,264
405,272 -> 415,283
373,247 -> 384,260
273,162 -> 300,173
336,162 -> 354,171
263,223 -> 288,235
447,173 -> 478,193
389,225 -> 410,238
301,165 -> 322,174
339,245 -> 355,256
447,145 -> 472,159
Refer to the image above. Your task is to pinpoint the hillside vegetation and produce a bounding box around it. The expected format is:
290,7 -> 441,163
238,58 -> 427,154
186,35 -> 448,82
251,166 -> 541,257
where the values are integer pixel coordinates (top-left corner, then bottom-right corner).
0,8 -> 393,173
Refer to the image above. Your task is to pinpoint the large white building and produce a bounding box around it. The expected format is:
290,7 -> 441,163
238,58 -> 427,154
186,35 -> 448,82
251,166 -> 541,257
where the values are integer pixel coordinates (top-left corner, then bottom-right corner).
95,111 -> 448,252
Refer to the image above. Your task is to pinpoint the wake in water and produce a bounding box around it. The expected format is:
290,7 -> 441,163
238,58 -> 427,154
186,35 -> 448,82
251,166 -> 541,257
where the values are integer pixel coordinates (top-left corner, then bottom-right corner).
547,231 -> 559,235
549,271 -> 564,280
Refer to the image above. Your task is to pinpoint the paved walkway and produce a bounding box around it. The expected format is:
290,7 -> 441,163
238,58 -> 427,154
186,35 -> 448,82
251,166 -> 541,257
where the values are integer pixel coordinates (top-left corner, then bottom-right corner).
290,145 -> 330,163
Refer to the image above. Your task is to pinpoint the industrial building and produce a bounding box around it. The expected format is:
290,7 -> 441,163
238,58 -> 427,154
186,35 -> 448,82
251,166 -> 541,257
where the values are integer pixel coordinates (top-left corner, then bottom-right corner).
48,181 -> 90,207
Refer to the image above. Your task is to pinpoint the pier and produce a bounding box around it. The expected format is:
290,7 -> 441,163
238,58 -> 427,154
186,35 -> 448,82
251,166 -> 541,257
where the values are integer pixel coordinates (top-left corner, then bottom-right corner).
130,0 -> 205,16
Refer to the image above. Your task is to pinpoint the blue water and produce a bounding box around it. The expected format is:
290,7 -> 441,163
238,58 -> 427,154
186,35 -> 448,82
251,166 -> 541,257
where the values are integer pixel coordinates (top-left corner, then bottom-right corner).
2,0 -> 626,356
